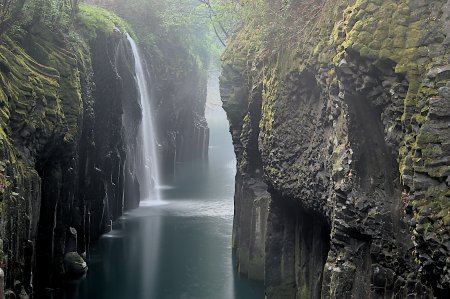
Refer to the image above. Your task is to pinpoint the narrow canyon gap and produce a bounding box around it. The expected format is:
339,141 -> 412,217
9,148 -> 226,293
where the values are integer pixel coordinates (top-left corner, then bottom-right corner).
63,69 -> 264,299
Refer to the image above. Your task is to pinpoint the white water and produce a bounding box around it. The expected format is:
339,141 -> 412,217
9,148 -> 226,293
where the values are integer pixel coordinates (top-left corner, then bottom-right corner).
127,34 -> 162,202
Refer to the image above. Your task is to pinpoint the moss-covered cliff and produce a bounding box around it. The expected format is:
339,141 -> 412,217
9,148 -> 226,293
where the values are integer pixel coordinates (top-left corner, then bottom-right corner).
0,6 -> 141,297
0,3 -> 210,297
221,0 -> 449,298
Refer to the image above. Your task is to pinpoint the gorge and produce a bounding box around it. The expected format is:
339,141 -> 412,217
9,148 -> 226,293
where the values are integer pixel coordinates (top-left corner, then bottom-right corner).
0,0 -> 449,299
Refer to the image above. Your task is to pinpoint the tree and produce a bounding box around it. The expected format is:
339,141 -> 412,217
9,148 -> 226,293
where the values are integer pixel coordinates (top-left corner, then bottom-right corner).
68,0 -> 80,19
0,0 -> 26,35
198,0 -> 230,46
29,0 -> 80,30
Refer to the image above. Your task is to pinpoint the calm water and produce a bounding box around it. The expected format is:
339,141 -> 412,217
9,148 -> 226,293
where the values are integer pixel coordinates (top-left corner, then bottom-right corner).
63,102 -> 264,299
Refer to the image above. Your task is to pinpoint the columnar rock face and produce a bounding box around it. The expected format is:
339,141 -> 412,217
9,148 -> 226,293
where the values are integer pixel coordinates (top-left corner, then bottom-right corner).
149,48 -> 209,176
221,0 -> 449,298
158,68 -> 209,169
0,23 -> 142,296
0,6 -> 210,296
87,0 -> 211,177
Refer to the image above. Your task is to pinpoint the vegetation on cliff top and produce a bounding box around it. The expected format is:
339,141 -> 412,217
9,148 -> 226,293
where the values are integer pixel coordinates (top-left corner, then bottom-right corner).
73,0 -> 221,85
77,3 -> 135,40
0,0 -> 80,35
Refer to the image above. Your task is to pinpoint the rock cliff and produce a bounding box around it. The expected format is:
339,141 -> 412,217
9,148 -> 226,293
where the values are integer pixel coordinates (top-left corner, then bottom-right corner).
221,0 -> 449,298
133,25 -> 209,177
0,4 -> 208,297
0,12 -> 140,296
150,49 -> 209,176
105,0 -> 210,177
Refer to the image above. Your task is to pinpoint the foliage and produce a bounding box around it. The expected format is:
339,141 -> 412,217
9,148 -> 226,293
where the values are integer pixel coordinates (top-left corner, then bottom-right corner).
0,0 -> 26,34
90,0 -> 226,70
77,3 -> 135,40
149,0 -> 333,58
28,0 -> 79,28
0,0 -> 334,69
0,0 -> 301,66
160,0 -> 237,46
0,0 -> 81,36
232,0 -> 333,49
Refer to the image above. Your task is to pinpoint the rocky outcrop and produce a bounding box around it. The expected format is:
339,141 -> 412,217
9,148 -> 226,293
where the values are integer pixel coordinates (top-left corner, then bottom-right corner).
88,0 -> 210,179
221,0 -> 449,298
146,42 -> 209,176
0,10 -> 141,297
155,63 -> 209,175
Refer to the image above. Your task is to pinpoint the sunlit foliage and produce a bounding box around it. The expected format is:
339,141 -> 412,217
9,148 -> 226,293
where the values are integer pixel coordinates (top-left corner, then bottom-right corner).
0,0 -> 81,36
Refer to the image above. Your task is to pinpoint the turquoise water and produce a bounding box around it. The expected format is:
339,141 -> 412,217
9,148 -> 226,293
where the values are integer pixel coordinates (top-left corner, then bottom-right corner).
63,105 -> 264,299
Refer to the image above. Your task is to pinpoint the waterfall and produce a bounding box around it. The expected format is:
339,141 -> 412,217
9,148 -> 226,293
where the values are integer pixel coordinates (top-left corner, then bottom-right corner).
127,34 -> 161,202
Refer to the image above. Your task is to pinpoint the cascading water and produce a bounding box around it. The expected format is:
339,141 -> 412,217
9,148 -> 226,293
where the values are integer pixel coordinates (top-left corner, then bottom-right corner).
127,34 -> 161,202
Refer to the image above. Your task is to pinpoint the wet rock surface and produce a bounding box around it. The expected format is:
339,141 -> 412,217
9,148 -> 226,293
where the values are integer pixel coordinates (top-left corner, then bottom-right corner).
0,9 -> 208,297
63,252 -> 88,277
221,0 -> 449,298
0,24 -> 141,297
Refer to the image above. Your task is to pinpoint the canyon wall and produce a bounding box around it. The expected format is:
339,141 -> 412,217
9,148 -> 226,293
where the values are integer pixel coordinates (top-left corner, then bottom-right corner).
0,4 -> 208,297
0,16 -> 140,297
151,51 -> 209,175
105,0 -> 210,177
221,0 -> 449,298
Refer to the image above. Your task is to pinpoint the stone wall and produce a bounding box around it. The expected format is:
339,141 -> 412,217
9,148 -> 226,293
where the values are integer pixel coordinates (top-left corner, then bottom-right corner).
221,0 -> 449,297
0,15 -> 141,298
147,41 -> 209,177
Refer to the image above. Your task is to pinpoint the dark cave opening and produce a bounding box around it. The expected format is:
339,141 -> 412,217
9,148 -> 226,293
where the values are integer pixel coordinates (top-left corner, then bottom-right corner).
265,194 -> 331,299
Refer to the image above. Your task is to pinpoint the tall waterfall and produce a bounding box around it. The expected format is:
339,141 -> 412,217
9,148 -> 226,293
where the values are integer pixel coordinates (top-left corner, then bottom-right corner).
127,34 -> 161,202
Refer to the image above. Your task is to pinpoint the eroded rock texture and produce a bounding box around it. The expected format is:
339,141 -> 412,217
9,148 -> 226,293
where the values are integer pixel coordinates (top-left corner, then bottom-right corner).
149,46 -> 209,176
221,0 -> 449,298
156,68 -> 209,177
0,22 -> 143,297
0,9 -> 210,295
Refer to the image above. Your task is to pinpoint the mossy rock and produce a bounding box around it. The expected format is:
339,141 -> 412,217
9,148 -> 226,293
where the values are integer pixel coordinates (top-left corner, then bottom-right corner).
76,4 -> 136,41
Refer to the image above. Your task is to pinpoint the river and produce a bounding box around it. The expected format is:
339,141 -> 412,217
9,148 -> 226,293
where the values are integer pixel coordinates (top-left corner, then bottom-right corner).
63,88 -> 264,299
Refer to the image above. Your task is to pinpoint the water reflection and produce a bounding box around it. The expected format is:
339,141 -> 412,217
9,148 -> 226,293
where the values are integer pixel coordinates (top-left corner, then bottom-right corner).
63,99 -> 264,299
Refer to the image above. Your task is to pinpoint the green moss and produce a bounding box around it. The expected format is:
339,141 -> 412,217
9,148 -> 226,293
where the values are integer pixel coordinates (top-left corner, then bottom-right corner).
0,37 -> 65,140
423,222 -> 433,235
411,114 -> 428,125
428,166 -> 450,178
331,0 -> 436,131
222,0 -> 449,289
424,185 -> 449,203
23,28 -> 86,141
422,145 -> 443,158
416,130 -> 440,145
77,4 -> 136,41
259,67 -> 279,146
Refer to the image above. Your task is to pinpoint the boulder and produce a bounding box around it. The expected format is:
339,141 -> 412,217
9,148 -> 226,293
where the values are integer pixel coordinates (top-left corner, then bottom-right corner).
63,252 -> 88,277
